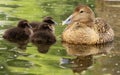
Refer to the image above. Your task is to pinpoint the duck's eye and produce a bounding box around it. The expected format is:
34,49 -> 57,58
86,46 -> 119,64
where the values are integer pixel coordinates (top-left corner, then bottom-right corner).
80,11 -> 84,13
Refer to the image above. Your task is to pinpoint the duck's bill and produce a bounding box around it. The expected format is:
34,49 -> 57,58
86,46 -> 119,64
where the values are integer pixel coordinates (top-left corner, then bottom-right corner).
62,15 -> 73,25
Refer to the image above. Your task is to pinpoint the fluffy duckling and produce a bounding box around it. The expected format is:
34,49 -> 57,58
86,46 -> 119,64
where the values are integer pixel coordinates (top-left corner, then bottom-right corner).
30,16 -> 57,32
62,5 -> 114,44
3,20 -> 33,49
31,22 -> 56,53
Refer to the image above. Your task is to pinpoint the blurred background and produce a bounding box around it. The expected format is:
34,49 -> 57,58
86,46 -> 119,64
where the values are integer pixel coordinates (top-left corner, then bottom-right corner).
0,0 -> 120,75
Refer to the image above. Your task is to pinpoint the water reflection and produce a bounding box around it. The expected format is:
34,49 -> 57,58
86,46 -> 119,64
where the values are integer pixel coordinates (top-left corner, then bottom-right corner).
0,0 -> 119,75
0,39 -> 33,75
62,42 -> 113,56
0,48 -> 33,75
61,42 -> 120,75
7,59 -> 33,68
0,4 -> 20,8
0,12 -> 21,21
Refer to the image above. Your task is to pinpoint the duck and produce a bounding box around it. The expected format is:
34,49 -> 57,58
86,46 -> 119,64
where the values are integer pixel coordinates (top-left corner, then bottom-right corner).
30,16 -> 57,32
62,5 -> 114,44
31,22 -> 56,53
3,20 -> 33,49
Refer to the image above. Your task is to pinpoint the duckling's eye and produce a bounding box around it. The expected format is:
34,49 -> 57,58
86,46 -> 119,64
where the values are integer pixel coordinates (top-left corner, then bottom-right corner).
80,11 -> 84,13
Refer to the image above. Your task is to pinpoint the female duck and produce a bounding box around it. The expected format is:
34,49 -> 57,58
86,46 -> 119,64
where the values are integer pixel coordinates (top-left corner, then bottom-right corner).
62,5 -> 114,44
3,20 -> 33,49
31,22 -> 56,53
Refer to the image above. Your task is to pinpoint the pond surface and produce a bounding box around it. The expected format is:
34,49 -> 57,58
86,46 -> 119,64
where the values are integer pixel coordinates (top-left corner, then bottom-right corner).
0,0 -> 120,75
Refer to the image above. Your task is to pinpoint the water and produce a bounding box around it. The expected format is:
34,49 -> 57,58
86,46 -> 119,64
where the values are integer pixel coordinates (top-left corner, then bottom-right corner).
0,0 -> 119,75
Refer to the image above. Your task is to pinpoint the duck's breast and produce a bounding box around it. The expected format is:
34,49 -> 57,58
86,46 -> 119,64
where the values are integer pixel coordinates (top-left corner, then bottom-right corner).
62,26 -> 99,44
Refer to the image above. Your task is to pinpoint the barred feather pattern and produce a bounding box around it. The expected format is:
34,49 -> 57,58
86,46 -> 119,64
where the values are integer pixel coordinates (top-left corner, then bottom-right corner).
94,18 -> 114,44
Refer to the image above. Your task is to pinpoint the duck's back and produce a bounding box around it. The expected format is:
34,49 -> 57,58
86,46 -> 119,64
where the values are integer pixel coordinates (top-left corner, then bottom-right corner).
30,22 -> 41,28
95,18 -> 114,44
30,22 -> 42,32
3,27 -> 29,42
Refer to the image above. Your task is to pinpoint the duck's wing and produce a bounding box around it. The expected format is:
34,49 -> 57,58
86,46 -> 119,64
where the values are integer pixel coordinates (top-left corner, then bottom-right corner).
94,18 -> 114,43
94,18 -> 111,33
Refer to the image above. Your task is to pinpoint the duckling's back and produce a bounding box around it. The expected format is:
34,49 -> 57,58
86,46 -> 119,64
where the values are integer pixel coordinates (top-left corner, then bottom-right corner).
3,27 -> 29,42
31,30 -> 56,45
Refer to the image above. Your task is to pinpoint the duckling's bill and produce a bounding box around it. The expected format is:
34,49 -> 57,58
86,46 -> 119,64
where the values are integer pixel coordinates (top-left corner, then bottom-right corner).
27,24 -> 32,28
50,19 -> 57,25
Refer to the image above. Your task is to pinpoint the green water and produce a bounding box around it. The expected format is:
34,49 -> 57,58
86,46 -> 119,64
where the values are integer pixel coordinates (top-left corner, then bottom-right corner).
0,0 -> 119,75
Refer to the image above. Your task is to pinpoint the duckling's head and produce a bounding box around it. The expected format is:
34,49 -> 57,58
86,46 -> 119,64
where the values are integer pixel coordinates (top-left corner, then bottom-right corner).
37,22 -> 53,31
62,5 -> 95,25
43,16 -> 57,25
18,20 -> 32,28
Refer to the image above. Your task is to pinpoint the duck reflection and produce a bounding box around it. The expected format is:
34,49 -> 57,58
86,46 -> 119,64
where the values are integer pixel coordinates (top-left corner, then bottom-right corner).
61,42 -> 114,74
71,55 -> 93,73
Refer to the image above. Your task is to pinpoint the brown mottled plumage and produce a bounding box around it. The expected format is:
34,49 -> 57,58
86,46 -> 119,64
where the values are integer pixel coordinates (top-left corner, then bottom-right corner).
31,22 -> 56,53
62,5 -> 114,44
3,20 -> 33,49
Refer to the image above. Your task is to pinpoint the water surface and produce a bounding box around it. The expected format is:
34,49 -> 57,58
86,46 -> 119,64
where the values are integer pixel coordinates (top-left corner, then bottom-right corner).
0,0 -> 119,75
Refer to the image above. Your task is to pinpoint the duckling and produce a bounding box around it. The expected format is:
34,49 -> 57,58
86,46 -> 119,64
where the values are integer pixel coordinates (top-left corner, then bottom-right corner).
31,22 -> 56,53
3,20 -> 33,49
62,5 -> 114,44
30,16 -> 57,32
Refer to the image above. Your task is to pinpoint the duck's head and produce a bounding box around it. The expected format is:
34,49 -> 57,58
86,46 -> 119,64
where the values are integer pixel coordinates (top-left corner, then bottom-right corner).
62,5 -> 95,25
18,20 -> 32,28
43,16 -> 57,25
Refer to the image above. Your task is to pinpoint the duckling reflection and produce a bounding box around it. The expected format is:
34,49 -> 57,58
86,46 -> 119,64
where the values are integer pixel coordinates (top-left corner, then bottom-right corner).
60,42 -> 114,74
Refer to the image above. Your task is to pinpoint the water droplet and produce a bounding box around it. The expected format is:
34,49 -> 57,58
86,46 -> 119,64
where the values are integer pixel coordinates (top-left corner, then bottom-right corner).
88,66 -> 94,69
14,54 -> 17,57
90,5 -> 94,7
57,50 -> 60,52
117,70 -> 120,73
0,66 -> 4,69
115,63 -> 118,66
102,68 -> 107,71
86,0 -> 89,3
80,64 -> 83,66
81,70 -> 86,75
101,54 -> 106,56
109,55 -> 112,58
47,4 -> 50,6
